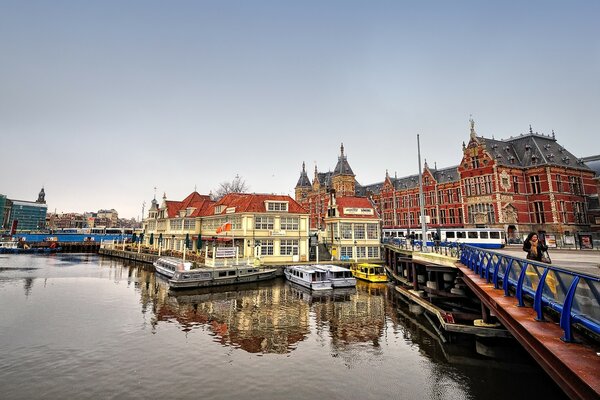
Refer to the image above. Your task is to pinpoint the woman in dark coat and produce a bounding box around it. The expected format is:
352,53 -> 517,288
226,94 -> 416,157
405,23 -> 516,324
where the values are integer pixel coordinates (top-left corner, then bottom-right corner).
523,232 -> 548,262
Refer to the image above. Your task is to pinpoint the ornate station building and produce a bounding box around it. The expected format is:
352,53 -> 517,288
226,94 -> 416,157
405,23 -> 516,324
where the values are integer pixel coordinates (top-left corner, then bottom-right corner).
295,121 -> 596,245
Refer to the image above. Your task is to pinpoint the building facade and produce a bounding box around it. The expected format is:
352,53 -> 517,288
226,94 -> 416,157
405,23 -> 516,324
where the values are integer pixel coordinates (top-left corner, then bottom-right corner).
369,121 -> 596,243
2,188 -> 48,232
142,192 -> 311,263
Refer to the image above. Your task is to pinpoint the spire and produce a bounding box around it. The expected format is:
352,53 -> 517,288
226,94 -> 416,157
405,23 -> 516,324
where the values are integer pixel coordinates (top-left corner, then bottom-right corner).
295,161 -> 311,188
424,158 -> 429,169
333,143 -> 355,176
340,143 -> 345,157
37,187 -> 46,204
552,129 -> 556,140
385,169 -> 389,179
529,124 -> 533,134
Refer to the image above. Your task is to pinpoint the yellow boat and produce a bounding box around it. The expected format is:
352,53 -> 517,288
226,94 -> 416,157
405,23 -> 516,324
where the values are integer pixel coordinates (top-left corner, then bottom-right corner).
350,263 -> 389,283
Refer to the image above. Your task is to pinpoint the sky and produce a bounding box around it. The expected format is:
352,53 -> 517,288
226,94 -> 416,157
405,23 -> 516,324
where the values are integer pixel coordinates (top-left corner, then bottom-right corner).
1,1 -> 599,219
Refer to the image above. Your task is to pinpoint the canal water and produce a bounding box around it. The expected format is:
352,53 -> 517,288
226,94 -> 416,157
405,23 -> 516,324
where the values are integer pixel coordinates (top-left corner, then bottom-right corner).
0,254 -> 567,400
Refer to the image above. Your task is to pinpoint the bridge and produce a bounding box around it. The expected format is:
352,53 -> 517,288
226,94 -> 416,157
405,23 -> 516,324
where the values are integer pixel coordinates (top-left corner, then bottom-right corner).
383,242 -> 600,400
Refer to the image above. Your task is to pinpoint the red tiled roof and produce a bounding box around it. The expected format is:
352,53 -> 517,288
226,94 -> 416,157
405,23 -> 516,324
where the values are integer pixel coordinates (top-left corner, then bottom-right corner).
335,196 -> 377,219
165,200 -> 182,218
213,193 -> 308,214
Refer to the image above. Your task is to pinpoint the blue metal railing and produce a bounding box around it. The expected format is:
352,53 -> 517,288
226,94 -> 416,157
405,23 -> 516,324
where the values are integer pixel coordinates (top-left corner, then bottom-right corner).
460,245 -> 600,342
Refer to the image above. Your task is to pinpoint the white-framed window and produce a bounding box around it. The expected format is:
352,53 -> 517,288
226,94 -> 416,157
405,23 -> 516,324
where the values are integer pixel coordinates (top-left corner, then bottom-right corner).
341,246 -> 353,258
266,202 -> 288,212
183,219 -> 195,230
354,224 -> 365,239
255,216 -> 274,230
280,217 -> 299,230
356,246 -> 366,258
341,223 -> 352,239
260,239 -> 274,256
366,224 -> 378,239
170,219 -> 183,230
280,239 -> 299,256
367,246 -> 380,258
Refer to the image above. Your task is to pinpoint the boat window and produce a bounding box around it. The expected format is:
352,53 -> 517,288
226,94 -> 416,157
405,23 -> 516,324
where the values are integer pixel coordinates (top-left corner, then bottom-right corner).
490,232 -> 500,239
479,232 -> 489,239
468,231 -> 478,239
446,232 -> 455,239
228,271 -> 236,276
218,271 -> 227,277
457,231 -> 466,238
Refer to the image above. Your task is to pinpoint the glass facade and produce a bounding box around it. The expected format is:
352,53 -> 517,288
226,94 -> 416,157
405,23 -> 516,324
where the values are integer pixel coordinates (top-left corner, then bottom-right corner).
7,201 -> 47,232
0,194 -> 6,230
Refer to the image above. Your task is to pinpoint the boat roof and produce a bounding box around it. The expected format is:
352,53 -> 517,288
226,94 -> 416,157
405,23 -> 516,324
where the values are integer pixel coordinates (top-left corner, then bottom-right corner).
288,265 -> 324,273
314,264 -> 351,272
157,257 -> 192,265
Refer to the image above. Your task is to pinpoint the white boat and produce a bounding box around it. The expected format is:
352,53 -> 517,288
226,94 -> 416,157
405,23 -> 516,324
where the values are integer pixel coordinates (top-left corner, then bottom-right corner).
284,265 -> 332,291
168,265 -> 278,290
314,264 -> 356,288
153,257 -> 193,278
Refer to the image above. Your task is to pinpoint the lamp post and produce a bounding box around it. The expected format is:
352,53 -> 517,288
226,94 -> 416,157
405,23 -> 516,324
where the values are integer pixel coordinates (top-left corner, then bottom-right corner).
354,240 -> 358,262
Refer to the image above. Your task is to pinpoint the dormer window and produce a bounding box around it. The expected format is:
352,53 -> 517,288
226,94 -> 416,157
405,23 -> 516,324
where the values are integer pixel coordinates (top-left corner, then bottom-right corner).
525,144 -> 531,151
266,201 -> 288,212
215,205 -> 225,214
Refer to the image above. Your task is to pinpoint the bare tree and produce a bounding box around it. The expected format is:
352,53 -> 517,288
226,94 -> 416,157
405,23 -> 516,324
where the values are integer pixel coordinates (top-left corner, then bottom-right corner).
212,174 -> 249,200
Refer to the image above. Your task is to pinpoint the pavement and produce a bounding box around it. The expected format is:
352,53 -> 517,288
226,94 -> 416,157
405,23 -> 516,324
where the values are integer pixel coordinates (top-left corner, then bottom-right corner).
498,245 -> 600,277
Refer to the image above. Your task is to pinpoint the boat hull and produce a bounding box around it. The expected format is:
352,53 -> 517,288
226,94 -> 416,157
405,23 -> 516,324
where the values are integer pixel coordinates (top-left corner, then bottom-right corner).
169,267 -> 277,290
283,270 -> 332,290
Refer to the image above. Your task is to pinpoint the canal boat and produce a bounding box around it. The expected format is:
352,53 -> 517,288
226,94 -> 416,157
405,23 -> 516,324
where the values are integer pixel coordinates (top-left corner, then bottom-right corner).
153,257 -> 193,278
168,265 -> 278,290
350,263 -> 389,283
284,265 -> 332,291
314,264 -> 356,288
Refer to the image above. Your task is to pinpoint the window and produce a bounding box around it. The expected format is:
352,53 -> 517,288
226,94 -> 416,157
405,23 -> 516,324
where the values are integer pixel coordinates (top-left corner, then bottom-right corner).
354,224 -> 365,239
560,201 -> 568,223
556,175 -> 562,193
280,239 -> 298,256
449,209 -> 456,224
573,202 -> 586,224
468,231 -> 478,239
569,177 -> 583,195
530,176 -> 541,194
356,246 -> 366,259
479,231 -> 489,239
255,216 -> 274,230
490,232 -> 500,239
440,209 -> 447,225
467,204 -> 495,224
513,176 -> 519,193
367,246 -> 379,258
341,223 -> 352,239
341,246 -> 353,258
183,219 -> 195,230
367,224 -> 378,239
267,202 -> 288,212
446,231 -> 455,239
260,240 -> 274,256
170,219 -> 183,230
457,231 -> 466,238
280,217 -> 299,230
534,202 -> 545,224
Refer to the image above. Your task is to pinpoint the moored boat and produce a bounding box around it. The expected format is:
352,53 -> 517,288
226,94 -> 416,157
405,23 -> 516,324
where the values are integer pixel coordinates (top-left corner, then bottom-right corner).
153,257 -> 193,278
168,265 -> 278,290
350,263 -> 389,283
313,264 -> 356,288
284,265 -> 332,291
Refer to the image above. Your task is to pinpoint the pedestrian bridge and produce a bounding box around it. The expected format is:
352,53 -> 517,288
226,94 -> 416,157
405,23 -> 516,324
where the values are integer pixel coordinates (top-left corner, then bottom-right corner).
459,245 -> 600,400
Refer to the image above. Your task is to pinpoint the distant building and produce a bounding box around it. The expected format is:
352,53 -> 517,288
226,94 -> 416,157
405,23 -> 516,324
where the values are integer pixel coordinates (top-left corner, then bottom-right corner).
4,188 -> 48,232
0,194 -> 7,230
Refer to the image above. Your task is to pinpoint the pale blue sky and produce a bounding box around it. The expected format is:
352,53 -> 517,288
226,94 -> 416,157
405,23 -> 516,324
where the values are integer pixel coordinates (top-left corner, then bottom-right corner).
1,1 -> 599,219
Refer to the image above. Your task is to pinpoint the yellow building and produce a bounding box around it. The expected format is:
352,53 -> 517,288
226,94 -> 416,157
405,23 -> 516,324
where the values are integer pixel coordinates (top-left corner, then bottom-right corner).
142,192 -> 311,264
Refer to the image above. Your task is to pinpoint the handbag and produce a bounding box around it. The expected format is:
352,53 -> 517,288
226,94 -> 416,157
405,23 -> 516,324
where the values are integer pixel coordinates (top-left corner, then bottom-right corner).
541,250 -> 552,264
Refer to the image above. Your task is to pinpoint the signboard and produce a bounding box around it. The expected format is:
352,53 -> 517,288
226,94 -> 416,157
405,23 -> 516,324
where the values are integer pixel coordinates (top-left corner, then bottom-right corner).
225,207 -> 236,214
269,230 -> 286,236
216,247 -> 237,258
544,234 -> 557,248
579,234 -> 593,249
564,236 -> 575,245
419,215 -> 431,224
343,208 -> 374,216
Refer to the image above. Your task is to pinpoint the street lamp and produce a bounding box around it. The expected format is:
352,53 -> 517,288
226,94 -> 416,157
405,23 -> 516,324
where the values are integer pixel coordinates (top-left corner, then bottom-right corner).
354,240 -> 358,262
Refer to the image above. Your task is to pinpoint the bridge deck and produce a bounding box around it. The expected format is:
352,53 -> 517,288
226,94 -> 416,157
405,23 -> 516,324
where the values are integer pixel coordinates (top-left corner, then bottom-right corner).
457,261 -> 600,400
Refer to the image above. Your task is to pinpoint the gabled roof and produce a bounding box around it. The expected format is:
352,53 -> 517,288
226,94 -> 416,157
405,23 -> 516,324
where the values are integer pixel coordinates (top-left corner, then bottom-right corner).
165,201 -> 182,218
212,193 -> 308,214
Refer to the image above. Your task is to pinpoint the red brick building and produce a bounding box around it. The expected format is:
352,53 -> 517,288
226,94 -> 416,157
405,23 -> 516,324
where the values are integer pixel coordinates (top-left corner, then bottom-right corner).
295,122 -> 596,244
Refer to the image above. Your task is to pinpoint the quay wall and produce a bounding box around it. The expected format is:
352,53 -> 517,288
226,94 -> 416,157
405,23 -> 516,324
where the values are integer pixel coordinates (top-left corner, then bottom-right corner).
99,248 -> 159,265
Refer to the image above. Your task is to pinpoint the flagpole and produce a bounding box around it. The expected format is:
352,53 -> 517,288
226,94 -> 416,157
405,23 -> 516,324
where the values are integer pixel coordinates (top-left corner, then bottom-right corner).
417,134 -> 427,252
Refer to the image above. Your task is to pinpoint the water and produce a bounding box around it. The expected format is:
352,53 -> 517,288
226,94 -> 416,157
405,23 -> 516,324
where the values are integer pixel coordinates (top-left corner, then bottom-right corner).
0,254 -> 567,400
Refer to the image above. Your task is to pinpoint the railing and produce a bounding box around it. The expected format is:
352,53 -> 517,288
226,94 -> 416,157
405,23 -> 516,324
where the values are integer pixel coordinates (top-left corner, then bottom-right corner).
382,238 -> 461,258
460,245 -> 600,342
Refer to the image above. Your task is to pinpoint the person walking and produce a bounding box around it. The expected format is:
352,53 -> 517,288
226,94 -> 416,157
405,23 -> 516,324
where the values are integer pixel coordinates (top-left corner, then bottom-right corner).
523,232 -> 550,263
